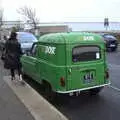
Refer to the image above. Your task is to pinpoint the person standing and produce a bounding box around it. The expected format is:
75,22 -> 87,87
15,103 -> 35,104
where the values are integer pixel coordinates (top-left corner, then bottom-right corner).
4,32 -> 23,82
3,35 -> 8,41
1,35 -> 8,60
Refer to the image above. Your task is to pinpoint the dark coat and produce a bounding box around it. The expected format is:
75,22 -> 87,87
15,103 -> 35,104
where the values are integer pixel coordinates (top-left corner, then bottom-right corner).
4,39 -> 22,69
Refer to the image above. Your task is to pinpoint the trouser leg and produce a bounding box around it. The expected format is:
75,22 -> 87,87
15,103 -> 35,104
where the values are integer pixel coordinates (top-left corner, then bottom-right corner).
18,67 -> 23,81
18,67 -> 22,76
10,69 -> 15,80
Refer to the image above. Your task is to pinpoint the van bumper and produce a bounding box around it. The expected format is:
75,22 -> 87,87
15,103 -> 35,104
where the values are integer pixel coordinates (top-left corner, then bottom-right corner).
57,82 -> 110,94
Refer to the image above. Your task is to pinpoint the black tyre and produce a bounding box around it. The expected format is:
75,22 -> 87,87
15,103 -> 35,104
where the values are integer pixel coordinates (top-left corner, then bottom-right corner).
111,47 -> 117,52
89,87 -> 103,95
22,73 -> 28,80
43,81 -> 56,101
106,47 -> 111,52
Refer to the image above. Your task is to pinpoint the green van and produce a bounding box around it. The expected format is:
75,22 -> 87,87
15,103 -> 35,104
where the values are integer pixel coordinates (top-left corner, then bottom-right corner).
21,32 -> 110,96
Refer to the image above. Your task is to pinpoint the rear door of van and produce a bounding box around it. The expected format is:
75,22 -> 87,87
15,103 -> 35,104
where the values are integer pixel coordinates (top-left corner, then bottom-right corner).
67,45 -> 106,91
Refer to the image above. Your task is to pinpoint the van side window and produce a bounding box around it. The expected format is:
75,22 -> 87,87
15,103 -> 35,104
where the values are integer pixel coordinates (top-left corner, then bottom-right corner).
72,46 -> 100,62
31,44 -> 37,56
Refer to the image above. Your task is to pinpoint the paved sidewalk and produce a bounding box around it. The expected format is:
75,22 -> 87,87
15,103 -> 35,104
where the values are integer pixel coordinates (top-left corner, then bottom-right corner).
4,76 -> 68,120
0,59 -> 68,120
0,60 -> 35,120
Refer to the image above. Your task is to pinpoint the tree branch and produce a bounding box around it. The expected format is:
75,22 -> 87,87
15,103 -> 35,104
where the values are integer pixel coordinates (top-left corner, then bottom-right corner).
18,6 -> 39,29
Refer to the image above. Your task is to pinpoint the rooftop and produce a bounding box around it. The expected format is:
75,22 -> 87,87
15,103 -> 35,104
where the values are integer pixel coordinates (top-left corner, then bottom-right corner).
39,32 -> 104,44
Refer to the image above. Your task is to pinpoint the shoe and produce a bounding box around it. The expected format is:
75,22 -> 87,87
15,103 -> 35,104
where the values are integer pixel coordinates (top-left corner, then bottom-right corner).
19,74 -> 23,81
11,76 -> 15,81
19,75 -> 26,86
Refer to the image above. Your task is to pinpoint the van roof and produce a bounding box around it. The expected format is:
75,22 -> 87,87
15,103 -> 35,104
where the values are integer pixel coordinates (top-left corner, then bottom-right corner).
38,32 -> 104,44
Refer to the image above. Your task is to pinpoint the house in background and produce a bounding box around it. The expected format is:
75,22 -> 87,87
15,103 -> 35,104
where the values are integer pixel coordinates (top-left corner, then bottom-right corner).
29,23 -> 70,36
0,21 -> 24,40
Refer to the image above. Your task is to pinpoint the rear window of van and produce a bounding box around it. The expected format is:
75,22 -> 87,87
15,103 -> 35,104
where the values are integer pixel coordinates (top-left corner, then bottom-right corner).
72,46 -> 100,62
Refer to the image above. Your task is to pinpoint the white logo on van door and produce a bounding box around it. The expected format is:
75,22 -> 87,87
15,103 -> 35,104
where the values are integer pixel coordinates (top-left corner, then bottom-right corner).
45,46 -> 56,54
83,36 -> 94,41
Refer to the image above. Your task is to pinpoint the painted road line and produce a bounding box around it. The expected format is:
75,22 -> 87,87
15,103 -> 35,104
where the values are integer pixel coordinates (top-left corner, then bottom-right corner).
109,85 -> 120,92
4,76 -> 68,120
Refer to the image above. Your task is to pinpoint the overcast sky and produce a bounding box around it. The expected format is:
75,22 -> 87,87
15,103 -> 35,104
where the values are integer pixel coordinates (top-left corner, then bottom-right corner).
1,0 -> 120,22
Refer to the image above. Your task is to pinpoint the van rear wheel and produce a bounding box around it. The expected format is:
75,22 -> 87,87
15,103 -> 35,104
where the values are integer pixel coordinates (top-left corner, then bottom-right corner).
89,87 -> 103,95
43,81 -> 56,101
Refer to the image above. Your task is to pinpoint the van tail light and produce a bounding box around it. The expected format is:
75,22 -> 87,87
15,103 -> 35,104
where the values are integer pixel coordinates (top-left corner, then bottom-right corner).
60,77 -> 65,87
105,70 -> 109,79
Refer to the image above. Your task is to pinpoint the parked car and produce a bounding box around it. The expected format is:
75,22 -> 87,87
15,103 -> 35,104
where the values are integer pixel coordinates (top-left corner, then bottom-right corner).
21,32 -> 110,99
17,32 -> 38,53
100,33 -> 118,51
0,32 -> 37,54
0,32 -> 38,60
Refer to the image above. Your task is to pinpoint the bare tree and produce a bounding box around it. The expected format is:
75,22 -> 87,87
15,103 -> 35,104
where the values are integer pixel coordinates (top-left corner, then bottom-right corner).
18,6 -> 39,29
0,9 -> 4,28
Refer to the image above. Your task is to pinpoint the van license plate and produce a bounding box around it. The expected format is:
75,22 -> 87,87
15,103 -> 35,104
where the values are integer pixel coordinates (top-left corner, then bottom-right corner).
84,73 -> 93,83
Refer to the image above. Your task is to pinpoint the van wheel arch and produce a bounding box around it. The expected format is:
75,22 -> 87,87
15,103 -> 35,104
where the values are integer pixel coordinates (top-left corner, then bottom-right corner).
42,80 -> 52,89
42,80 -> 56,101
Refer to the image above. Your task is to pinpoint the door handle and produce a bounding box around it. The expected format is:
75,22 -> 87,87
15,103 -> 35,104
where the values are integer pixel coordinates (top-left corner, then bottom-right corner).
68,68 -> 72,74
